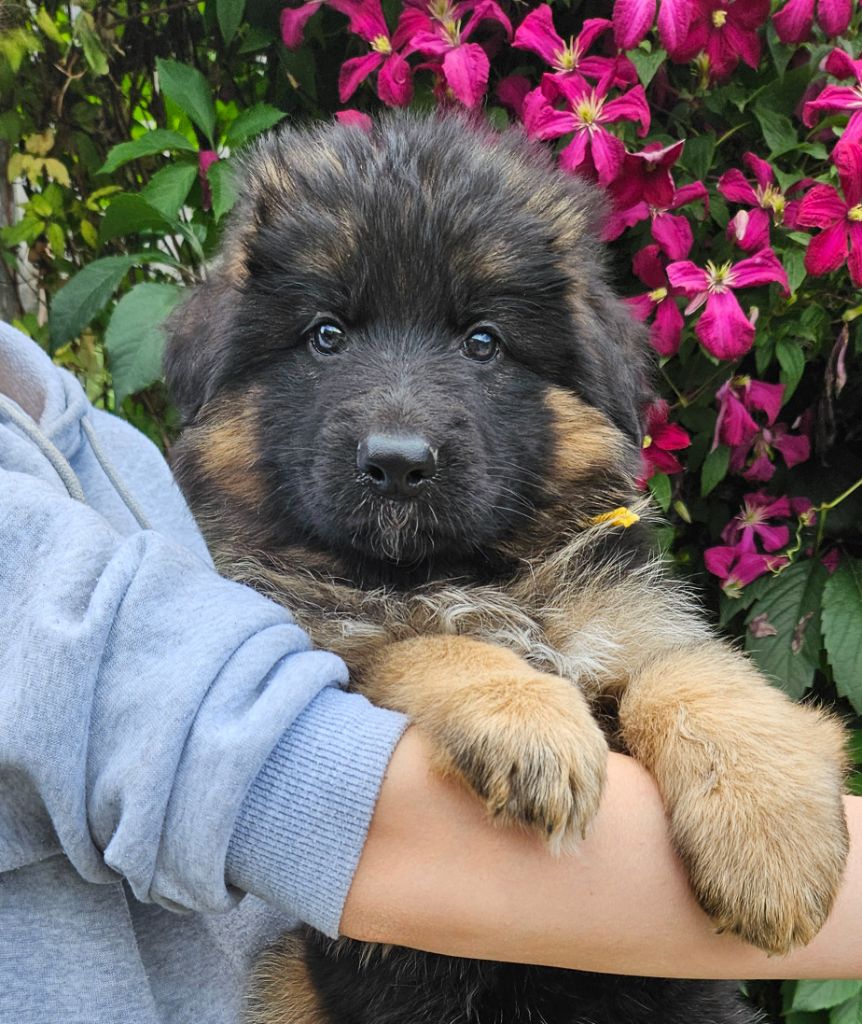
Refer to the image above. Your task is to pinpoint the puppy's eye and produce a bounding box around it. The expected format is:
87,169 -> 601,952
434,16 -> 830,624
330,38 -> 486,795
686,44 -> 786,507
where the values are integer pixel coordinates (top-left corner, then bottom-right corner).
309,322 -> 345,355
461,329 -> 499,363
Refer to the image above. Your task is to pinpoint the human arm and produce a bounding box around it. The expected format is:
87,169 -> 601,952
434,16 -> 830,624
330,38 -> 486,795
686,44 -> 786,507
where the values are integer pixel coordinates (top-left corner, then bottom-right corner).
341,727 -> 862,979
0,467 -> 405,936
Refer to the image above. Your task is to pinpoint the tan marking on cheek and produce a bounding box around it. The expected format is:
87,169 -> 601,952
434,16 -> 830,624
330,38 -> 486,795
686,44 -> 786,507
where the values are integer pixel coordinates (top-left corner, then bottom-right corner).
188,399 -> 265,509
544,385 -> 627,484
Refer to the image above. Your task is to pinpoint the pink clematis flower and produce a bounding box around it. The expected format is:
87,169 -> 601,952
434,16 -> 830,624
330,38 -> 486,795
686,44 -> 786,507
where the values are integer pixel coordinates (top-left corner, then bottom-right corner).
198,149 -> 219,212
496,74 -> 532,117
726,208 -> 771,252
803,48 -> 862,142
627,245 -> 686,357
638,399 -> 691,486
612,0 -> 694,53
280,1 -> 322,47
667,0 -> 770,82
512,8 -> 620,82
719,152 -> 806,252
730,421 -> 811,481
666,248 -> 790,360
797,142 -> 862,286
324,0 -> 413,105
821,548 -> 842,573
522,74 -> 650,186
604,142 -> 708,245
704,545 -> 788,595
774,0 -> 854,43
402,0 -> 512,108
335,109 -> 373,129
721,491 -> 796,553
609,140 -> 684,212
713,375 -> 784,448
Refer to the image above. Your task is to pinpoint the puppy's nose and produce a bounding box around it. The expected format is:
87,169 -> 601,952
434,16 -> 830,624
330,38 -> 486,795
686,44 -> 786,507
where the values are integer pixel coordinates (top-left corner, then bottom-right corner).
357,433 -> 437,498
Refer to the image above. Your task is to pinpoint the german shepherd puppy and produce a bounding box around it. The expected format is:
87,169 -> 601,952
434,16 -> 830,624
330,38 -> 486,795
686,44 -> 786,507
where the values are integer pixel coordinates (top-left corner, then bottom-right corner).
164,112 -> 848,1024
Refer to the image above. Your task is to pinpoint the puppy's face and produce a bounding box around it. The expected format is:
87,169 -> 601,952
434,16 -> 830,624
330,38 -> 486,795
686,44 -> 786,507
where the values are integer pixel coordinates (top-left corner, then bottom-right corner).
166,114 -> 649,576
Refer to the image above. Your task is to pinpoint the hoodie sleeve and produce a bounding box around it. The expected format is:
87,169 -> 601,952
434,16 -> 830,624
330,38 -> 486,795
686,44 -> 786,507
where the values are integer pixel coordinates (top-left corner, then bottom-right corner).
0,468 -> 406,938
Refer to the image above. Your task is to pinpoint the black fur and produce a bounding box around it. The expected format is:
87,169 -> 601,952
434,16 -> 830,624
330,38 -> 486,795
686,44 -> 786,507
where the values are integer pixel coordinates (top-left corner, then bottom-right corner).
165,112 -> 762,1024
302,931 -> 757,1024
165,112 -> 648,584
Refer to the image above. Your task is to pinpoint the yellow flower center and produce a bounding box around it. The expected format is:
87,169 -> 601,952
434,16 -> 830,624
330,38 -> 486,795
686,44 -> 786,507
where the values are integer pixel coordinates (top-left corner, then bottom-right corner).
428,0 -> 454,21
371,34 -> 392,54
642,434 -> 653,449
442,17 -> 461,44
758,184 -> 786,220
849,204 -> 862,222
706,259 -> 734,292
553,38 -> 578,71
739,504 -> 765,527
648,286 -> 668,303
574,92 -> 603,127
711,9 -> 728,27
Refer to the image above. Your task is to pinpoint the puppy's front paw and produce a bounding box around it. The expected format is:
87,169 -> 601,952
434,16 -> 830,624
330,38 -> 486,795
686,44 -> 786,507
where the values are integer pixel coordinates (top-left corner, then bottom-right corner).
674,760 -> 848,955
432,667 -> 609,849
621,643 -> 849,955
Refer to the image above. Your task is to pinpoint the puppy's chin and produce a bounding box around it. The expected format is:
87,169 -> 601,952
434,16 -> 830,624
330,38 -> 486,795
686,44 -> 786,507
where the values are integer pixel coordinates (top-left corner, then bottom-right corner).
339,500 -> 445,566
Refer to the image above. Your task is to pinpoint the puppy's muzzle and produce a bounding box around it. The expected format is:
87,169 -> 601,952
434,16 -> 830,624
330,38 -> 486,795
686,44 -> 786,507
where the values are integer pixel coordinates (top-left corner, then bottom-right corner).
357,433 -> 437,499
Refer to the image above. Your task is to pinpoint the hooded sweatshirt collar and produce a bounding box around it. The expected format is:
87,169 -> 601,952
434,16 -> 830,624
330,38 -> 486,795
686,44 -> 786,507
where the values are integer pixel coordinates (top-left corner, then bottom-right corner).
0,321 -> 90,460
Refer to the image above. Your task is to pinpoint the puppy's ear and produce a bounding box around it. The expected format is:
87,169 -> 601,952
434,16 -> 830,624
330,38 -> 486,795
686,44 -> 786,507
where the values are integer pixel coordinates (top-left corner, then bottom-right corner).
575,281 -> 654,446
163,271 -> 237,423
589,288 -> 655,444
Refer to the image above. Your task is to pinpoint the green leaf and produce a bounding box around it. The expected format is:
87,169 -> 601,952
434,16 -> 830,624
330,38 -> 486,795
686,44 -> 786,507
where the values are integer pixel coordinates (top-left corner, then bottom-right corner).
46,221 -> 65,260
777,337 -> 806,401
753,105 -> 799,157
486,107 -> 509,132
745,559 -> 828,700
48,256 -> 140,347
239,25 -> 274,52
36,7 -> 65,46
783,247 -> 807,295
225,103 -> 286,148
48,253 -> 177,348
99,194 -> 179,244
0,217 -> 45,247
105,282 -> 182,403
281,47 -> 318,101
793,981 -> 862,1013
766,20 -> 794,78
627,47 -> 667,88
681,133 -> 716,182
701,445 -> 730,498
822,560 -> 862,713
73,12 -> 108,76
647,472 -> 672,513
0,110 -> 23,143
208,159 -> 237,222
833,995 -> 862,1024
98,129 -> 197,175
156,58 -> 216,145
217,0 -> 246,43
142,162 -> 198,218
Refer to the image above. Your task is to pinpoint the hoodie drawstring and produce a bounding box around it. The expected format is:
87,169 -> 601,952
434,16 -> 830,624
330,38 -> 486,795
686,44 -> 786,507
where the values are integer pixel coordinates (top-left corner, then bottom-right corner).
0,393 -> 152,531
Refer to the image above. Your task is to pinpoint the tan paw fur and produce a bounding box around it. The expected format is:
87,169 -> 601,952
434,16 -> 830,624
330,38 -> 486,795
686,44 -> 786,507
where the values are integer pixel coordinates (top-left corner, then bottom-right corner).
362,634 -> 609,848
620,643 -> 849,955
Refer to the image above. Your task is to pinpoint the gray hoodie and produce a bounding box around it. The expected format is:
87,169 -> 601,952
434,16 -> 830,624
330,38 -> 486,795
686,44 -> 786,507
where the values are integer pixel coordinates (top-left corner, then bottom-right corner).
0,321 -> 407,1023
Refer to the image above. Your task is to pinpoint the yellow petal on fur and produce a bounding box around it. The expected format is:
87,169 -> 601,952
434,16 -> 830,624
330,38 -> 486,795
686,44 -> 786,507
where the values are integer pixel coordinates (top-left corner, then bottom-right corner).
591,506 -> 640,529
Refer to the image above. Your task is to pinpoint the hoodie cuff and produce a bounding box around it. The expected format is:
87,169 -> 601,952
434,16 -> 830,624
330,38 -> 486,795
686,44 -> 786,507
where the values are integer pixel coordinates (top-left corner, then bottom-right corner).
225,686 -> 408,938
